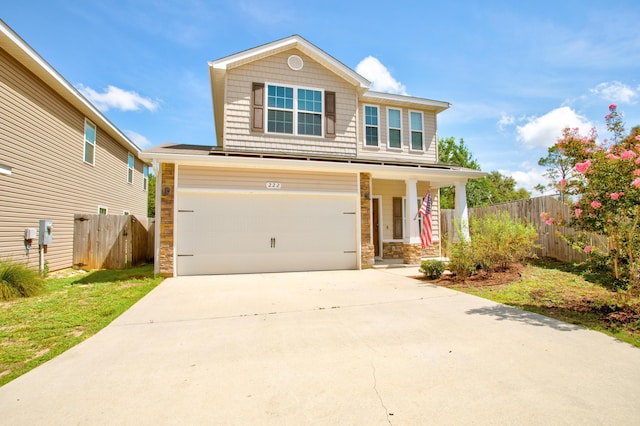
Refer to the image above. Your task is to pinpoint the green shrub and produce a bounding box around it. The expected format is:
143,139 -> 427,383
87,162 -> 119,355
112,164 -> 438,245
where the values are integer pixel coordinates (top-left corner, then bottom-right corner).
0,260 -> 46,300
420,260 -> 446,279
448,240 -> 476,280
471,212 -> 539,271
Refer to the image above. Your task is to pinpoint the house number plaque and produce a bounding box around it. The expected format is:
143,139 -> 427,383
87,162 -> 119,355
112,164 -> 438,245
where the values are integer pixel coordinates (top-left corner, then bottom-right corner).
266,182 -> 282,189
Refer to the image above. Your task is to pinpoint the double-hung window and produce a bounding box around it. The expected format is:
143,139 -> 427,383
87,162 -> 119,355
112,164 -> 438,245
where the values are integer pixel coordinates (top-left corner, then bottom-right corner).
297,89 -> 322,136
410,111 -> 424,150
266,84 -> 323,136
127,153 -> 134,184
267,85 -> 294,134
365,105 -> 379,146
388,108 -> 402,149
84,119 -> 96,165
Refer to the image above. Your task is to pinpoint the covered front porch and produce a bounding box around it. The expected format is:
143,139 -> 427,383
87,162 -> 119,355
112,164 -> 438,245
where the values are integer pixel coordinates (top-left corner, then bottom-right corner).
359,169 -> 482,268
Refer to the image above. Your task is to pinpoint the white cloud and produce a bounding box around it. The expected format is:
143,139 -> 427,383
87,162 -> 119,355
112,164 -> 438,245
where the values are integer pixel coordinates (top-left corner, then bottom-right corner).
78,85 -> 159,112
356,56 -> 407,95
499,163 -> 549,194
124,130 -> 153,149
497,113 -> 515,131
516,107 -> 593,148
590,81 -> 638,104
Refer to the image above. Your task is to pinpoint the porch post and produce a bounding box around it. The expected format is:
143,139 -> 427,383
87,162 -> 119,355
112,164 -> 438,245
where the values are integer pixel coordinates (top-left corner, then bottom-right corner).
454,181 -> 470,241
403,179 -> 422,264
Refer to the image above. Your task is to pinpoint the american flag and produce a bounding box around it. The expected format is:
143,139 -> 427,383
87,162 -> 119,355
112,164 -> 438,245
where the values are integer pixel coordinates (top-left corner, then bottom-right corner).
418,192 -> 432,248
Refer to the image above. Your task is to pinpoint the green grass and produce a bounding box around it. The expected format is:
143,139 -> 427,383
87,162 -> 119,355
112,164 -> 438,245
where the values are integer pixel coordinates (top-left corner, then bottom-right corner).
450,258 -> 640,348
0,264 -> 163,386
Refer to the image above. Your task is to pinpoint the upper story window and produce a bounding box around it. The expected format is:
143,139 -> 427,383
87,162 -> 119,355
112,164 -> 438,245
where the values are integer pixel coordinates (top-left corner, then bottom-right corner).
365,105 -> 379,146
387,108 -> 402,149
84,119 -> 96,165
143,165 -> 149,191
0,164 -> 11,176
127,153 -> 134,184
266,84 -> 323,136
410,111 -> 424,150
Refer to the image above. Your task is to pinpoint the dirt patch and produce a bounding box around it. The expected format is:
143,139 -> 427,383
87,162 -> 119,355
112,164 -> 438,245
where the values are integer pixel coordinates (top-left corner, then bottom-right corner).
423,263 -> 525,288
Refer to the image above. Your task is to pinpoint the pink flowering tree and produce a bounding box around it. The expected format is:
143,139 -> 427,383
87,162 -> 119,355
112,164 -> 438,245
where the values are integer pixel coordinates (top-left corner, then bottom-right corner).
554,105 -> 640,289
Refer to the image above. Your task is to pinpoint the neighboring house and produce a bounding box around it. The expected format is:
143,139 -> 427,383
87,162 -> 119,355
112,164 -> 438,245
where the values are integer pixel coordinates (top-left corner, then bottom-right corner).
0,20 -> 149,271
141,35 -> 485,277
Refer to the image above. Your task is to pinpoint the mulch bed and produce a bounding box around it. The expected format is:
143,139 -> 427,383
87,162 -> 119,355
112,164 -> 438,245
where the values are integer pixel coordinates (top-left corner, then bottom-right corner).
423,263 -> 525,288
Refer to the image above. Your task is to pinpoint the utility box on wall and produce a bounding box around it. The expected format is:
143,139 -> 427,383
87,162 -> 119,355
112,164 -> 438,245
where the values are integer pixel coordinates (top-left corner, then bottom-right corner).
39,219 -> 53,245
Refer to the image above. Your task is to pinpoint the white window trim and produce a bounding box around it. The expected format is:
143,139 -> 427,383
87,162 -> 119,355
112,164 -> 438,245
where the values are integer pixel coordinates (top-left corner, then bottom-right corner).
98,205 -> 108,215
0,164 -> 11,176
409,110 -> 424,151
387,107 -> 403,150
264,82 -> 325,138
83,118 -> 97,165
127,153 -> 134,184
123,210 -> 130,215
364,104 -> 380,147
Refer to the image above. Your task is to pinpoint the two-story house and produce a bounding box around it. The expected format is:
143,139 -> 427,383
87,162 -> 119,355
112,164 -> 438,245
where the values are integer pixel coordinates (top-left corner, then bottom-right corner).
141,35 -> 485,277
0,20 -> 149,271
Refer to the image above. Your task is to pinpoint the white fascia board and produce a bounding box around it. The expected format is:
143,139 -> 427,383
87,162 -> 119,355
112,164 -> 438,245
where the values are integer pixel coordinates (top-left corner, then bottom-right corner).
362,91 -> 451,113
0,19 -> 141,155
139,151 -> 487,183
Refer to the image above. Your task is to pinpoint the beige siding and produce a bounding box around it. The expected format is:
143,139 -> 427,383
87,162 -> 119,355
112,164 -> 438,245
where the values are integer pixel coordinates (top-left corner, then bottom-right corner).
224,49 -> 358,157
357,103 -> 438,163
372,179 -> 439,241
0,47 -> 148,271
178,166 -> 357,194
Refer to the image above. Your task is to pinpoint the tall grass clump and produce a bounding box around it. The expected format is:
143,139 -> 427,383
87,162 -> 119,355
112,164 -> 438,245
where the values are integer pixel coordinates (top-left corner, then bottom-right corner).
0,260 -> 45,300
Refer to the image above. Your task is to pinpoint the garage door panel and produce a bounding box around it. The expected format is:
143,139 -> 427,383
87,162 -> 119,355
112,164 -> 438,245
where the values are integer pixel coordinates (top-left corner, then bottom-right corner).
177,192 -> 357,275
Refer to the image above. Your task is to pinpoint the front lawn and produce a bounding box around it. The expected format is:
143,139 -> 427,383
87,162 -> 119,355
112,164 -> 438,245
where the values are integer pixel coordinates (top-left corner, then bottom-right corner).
0,264 -> 163,386
441,258 -> 640,347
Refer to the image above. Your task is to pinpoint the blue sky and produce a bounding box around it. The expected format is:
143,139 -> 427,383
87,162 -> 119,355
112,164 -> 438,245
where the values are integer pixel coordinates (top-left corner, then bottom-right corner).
4,1 -> 640,192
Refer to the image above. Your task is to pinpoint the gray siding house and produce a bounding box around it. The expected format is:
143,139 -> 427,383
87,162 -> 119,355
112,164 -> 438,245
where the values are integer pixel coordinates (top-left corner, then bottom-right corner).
0,20 -> 148,271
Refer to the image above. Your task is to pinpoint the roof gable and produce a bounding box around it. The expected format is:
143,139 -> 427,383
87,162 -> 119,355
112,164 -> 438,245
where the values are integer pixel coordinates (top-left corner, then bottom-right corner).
0,19 -> 141,155
210,35 -> 370,89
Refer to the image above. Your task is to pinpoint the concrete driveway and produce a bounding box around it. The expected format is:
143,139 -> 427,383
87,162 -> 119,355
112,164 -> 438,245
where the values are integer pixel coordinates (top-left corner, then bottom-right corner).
1,268 -> 639,425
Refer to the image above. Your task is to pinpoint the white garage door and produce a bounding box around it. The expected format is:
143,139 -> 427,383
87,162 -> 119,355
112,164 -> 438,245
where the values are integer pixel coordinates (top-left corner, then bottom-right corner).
176,192 -> 358,275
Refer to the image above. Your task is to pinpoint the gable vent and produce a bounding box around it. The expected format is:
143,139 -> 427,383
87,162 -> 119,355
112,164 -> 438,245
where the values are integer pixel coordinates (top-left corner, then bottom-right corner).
287,55 -> 304,71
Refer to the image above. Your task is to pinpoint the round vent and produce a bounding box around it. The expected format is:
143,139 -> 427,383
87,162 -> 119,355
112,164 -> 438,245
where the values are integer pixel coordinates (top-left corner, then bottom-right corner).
287,55 -> 304,71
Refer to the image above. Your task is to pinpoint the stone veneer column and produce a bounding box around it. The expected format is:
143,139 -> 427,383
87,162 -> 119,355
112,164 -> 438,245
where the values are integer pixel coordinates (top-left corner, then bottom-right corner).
159,163 -> 175,277
403,243 -> 423,264
360,173 -> 375,268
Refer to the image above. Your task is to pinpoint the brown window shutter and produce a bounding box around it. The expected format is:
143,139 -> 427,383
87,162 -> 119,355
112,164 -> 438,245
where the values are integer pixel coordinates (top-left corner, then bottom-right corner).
252,83 -> 265,132
325,91 -> 336,137
393,197 -> 403,239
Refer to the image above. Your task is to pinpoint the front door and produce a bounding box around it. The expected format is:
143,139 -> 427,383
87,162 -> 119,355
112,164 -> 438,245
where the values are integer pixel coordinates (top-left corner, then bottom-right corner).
372,198 -> 380,257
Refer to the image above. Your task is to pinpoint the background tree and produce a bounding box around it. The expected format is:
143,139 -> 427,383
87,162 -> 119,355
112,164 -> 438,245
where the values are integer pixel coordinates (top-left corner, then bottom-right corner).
438,137 -> 530,208
535,144 -> 573,203
147,174 -> 156,218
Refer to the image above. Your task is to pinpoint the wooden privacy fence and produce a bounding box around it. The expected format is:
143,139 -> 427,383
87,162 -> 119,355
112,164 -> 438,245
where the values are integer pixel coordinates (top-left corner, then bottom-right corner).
73,214 -> 155,270
440,196 -> 608,263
